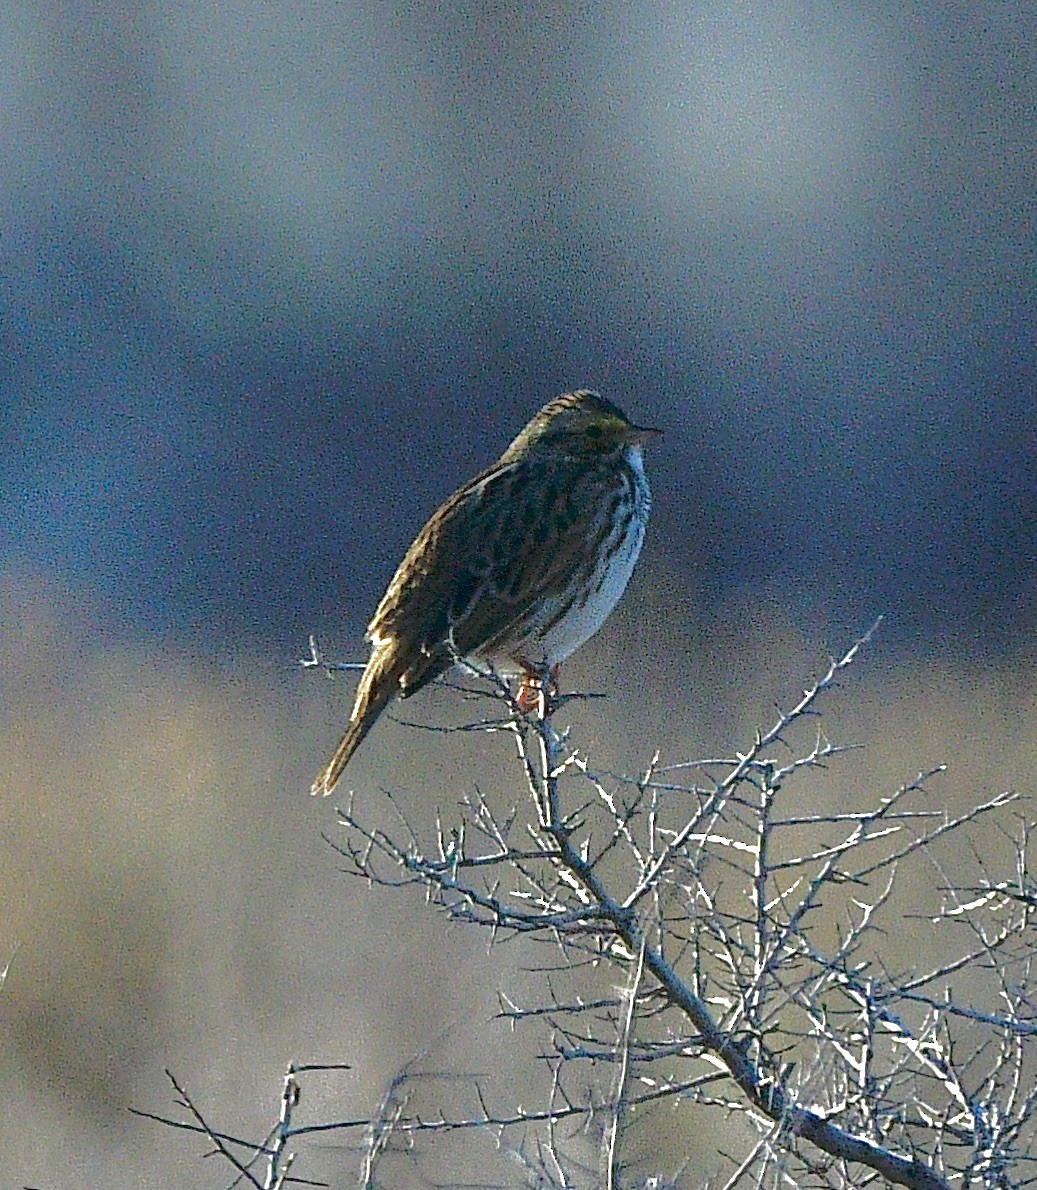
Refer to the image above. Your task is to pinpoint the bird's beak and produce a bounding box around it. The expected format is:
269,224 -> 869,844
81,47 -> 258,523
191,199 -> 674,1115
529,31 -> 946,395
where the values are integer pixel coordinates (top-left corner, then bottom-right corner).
626,423 -> 663,447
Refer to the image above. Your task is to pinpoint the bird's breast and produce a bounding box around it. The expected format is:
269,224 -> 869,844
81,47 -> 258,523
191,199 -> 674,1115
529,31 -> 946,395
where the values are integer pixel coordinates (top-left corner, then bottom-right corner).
494,447 -> 650,670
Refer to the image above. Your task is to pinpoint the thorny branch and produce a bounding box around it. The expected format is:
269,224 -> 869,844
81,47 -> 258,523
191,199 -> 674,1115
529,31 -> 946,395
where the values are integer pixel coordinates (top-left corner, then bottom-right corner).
150,623 -> 1037,1188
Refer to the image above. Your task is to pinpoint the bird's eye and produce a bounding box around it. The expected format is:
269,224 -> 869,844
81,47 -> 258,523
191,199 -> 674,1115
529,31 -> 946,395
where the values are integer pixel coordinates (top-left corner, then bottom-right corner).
585,424 -> 604,440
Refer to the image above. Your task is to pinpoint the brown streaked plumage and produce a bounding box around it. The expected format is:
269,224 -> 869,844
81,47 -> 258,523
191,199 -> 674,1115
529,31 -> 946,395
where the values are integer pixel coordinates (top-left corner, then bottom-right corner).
312,389 -> 659,795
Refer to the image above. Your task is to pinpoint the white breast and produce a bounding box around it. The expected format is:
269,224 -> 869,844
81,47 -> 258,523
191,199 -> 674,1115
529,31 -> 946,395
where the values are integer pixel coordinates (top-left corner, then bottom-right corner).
526,445 -> 650,668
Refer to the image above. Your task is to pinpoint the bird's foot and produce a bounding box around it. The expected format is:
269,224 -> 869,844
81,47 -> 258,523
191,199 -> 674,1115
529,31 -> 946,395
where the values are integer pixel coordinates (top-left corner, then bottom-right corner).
515,664 -> 561,716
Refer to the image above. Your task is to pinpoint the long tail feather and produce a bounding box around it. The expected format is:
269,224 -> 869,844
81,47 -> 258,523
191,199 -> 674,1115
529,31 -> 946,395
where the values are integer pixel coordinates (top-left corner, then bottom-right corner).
310,647 -> 400,796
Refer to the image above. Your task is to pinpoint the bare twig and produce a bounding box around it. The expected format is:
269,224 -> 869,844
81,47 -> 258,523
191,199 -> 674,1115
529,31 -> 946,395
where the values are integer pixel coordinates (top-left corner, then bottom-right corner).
155,621 -> 1037,1187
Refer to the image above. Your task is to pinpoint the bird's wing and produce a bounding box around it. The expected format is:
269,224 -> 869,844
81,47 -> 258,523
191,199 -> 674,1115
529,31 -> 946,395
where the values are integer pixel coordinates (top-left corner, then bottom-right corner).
367,457 -> 592,694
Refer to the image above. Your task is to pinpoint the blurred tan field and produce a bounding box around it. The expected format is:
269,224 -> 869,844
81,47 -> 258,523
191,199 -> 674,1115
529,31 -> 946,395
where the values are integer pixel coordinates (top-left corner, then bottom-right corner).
1,569 -> 1033,1187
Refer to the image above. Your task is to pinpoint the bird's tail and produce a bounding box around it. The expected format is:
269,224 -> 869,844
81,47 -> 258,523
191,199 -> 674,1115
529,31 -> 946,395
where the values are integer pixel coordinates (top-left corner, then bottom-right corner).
310,648 -> 400,796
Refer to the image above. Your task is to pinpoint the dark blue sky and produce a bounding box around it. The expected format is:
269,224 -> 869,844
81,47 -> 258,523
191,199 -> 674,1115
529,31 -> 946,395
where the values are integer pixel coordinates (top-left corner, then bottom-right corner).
3,1 -> 1034,658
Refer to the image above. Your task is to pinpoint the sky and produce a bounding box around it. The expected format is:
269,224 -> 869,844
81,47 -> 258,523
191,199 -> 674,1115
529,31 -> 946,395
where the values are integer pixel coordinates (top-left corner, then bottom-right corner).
2,0 -> 1034,659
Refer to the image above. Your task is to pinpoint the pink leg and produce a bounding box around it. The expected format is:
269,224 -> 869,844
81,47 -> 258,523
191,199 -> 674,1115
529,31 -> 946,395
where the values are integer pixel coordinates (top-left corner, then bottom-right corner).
514,664 -> 561,713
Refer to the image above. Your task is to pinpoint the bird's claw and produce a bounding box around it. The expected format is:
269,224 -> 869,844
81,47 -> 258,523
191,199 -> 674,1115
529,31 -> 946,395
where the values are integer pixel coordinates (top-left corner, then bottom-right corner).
515,665 -> 561,716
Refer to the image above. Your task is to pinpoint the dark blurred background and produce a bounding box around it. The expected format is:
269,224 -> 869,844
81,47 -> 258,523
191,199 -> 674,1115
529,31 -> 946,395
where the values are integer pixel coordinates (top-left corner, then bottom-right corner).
1,3 -> 1035,1186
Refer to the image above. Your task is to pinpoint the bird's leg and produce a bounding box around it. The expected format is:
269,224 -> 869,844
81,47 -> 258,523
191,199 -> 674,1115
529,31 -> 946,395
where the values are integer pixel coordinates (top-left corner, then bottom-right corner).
515,662 -> 561,715
515,676 -> 538,712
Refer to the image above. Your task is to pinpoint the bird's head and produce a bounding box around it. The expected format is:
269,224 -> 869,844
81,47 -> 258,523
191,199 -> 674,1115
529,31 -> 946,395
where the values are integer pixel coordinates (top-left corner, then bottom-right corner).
502,390 -> 661,462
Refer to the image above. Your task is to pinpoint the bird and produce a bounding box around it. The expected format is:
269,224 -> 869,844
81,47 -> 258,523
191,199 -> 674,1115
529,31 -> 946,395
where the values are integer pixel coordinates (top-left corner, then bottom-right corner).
311,389 -> 660,796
